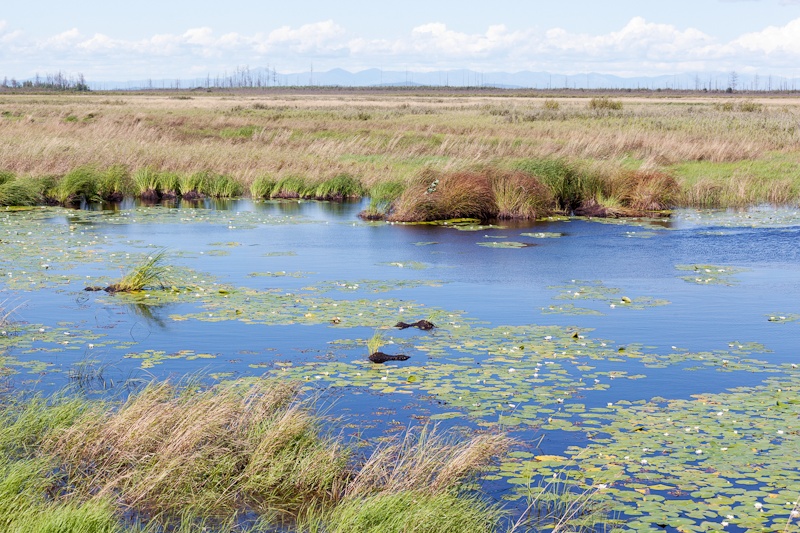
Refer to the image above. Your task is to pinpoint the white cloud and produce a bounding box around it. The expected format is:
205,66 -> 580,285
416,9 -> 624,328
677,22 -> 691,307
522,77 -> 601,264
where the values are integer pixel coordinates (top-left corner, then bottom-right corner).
2,17 -> 800,80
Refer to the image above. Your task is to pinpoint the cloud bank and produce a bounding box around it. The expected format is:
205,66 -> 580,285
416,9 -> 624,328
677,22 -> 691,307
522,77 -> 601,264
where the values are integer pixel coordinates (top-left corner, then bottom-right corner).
1,17 -> 799,79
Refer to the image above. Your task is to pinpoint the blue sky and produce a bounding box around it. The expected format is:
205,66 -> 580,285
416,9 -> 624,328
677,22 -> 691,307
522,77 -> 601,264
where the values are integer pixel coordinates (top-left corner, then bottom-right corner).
2,0 -> 800,81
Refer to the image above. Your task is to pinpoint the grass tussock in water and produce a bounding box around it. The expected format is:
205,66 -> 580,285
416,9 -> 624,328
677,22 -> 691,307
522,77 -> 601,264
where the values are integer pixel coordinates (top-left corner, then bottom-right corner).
0,176 -> 43,206
388,169 -> 500,222
49,380 -> 346,521
0,380 -> 513,532
106,249 -> 171,293
54,166 -> 103,205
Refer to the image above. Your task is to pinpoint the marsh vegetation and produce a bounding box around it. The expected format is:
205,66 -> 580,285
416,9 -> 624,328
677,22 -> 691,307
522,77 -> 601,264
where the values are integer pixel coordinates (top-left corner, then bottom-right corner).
0,90 -> 798,217
2,90 -> 800,532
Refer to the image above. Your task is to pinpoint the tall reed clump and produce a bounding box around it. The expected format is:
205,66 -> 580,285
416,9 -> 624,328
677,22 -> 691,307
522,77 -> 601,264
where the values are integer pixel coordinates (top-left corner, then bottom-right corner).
388,169 -> 498,222
250,175 -> 277,199
0,394 -> 120,533
132,167 -> 162,200
491,170 -> 555,219
97,165 -> 133,201
48,380 -> 348,524
54,167 -> 102,205
272,176 -> 311,199
0,176 -> 42,206
106,249 -> 171,293
321,425 -> 513,533
314,174 -> 365,200
359,181 -> 405,220
204,173 -> 244,198
513,158 -> 600,212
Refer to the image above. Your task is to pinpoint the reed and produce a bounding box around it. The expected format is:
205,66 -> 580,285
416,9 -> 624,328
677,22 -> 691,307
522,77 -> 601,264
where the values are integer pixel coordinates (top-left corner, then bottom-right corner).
389,169 -> 498,222
0,378 -> 518,532
272,175 -> 311,199
107,249 -> 171,293
314,174 -> 365,200
250,174 -> 277,199
132,168 -> 162,200
54,167 -> 102,205
491,170 -> 555,219
0,177 -> 42,206
1,92 -> 797,211
97,164 -> 132,201
360,181 -> 405,219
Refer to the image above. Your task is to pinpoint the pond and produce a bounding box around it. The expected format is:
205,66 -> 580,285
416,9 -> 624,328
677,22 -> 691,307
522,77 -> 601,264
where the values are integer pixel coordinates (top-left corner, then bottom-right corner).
1,200 -> 799,532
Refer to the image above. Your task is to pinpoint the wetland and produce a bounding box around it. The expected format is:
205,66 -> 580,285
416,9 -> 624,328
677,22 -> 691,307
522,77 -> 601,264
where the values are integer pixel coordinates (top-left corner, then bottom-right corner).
1,89 -> 800,532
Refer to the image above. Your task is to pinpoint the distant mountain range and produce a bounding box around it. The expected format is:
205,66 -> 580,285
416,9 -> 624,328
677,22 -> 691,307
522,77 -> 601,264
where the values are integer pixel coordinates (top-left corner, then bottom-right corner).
90,67 -> 800,92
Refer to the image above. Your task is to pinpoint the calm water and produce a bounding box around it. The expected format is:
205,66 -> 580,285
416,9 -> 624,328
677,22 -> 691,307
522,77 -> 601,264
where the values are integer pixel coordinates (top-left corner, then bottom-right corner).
2,199 -> 799,529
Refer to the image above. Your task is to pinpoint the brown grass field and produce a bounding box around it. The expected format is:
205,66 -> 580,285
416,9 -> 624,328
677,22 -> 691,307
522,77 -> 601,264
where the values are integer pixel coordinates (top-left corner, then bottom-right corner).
1,88 -> 799,216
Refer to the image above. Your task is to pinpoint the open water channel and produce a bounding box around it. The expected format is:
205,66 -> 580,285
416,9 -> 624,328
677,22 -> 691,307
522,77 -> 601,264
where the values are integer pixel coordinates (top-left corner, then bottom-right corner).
1,199 -> 799,531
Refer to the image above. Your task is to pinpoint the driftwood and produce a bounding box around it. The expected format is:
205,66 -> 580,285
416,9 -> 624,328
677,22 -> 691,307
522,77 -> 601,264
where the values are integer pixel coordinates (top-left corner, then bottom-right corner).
394,320 -> 435,331
369,352 -> 410,364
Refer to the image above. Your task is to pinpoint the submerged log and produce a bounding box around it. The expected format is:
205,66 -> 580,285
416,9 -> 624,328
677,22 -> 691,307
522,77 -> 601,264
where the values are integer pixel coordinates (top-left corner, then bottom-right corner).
369,352 -> 410,364
394,320 -> 436,330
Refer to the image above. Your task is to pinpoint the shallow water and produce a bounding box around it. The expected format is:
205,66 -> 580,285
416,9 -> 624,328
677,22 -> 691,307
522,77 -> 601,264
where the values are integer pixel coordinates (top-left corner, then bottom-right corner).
2,200 -> 799,531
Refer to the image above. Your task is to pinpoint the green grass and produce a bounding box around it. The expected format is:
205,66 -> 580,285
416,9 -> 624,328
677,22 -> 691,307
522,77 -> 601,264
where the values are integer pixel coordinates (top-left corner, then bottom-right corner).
0,379 -> 515,532
512,159 -> 602,211
272,176 -> 311,199
107,249 -> 171,292
671,156 -> 800,207
54,167 -> 102,205
98,165 -> 132,200
0,177 -> 42,206
320,491 -> 503,533
250,175 -> 277,199
132,168 -> 161,198
314,174 -> 365,200
0,170 -> 14,186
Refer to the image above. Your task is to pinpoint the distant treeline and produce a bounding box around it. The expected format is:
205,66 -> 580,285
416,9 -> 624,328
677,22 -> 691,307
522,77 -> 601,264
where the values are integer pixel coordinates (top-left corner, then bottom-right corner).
1,71 -> 89,91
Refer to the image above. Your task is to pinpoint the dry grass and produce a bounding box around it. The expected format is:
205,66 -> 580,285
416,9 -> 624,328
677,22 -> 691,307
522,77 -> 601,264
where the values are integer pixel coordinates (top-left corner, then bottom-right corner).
48,380 -> 346,520
1,91 -> 798,209
389,169 -> 498,222
346,425 -> 513,498
33,379 -> 513,529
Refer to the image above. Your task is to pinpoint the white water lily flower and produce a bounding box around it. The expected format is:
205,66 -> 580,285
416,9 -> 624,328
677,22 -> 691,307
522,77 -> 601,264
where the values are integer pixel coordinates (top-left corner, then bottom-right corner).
754,502 -> 763,510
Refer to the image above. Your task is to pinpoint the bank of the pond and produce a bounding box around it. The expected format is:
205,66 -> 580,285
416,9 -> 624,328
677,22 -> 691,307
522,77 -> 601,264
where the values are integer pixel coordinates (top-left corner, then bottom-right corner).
2,92 -> 800,216
0,379 -> 519,533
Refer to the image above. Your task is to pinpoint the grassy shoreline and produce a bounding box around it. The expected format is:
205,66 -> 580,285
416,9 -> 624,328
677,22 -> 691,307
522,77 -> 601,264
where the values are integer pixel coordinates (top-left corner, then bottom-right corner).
1,90 -> 799,218
0,379 -> 515,533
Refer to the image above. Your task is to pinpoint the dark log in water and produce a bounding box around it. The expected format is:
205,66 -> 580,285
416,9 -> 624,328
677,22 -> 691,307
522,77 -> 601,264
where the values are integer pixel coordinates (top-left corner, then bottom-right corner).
394,320 -> 436,330
368,352 -> 410,364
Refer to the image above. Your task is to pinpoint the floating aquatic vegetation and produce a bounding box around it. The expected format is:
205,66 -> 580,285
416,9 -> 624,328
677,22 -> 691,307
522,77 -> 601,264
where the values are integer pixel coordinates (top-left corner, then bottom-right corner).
767,313 -> 799,323
309,279 -> 445,294
476,241 -> 531,249
549,280 -> 670,311
264,251 -> 298,257
248,271 -> 313,278
124,349 -> 217,369
623,230 -> 658,238
675,206 -> 800,228
503,374 -> 800,532
520,232 -> 564,239
380,261 -> 429,270
676,264 -> 747,285
541,304 -> 604,316
413,241 -> 439,246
